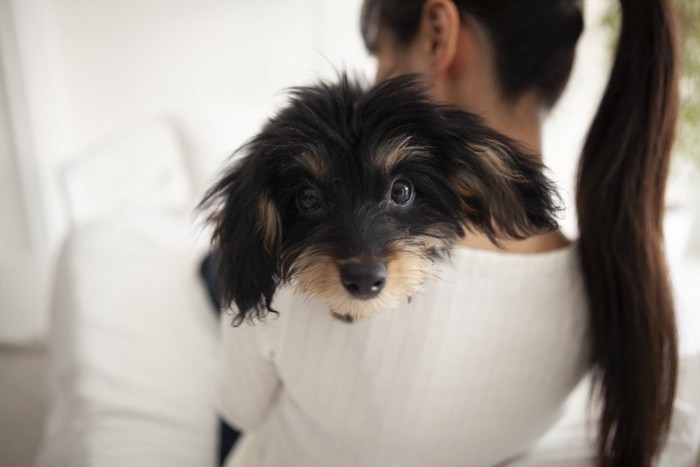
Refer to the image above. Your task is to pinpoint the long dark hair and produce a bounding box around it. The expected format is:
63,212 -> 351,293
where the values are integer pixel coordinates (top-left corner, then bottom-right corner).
361,0 -> 680,465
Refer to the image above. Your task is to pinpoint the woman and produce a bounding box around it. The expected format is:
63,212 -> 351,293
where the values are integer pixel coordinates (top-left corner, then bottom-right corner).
215,0 -> 679,466
362,1 -> 680,465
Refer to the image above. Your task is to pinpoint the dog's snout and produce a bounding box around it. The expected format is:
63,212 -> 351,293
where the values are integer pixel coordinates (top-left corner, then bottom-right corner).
340,262 -> 387,298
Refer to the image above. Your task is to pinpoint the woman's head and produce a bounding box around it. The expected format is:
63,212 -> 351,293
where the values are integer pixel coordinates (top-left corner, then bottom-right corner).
361,0 -> 583,109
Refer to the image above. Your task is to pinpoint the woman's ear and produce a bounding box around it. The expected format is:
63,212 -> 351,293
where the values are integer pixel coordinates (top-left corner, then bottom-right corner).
418,0 -> 461,75
199,155 -> 281,324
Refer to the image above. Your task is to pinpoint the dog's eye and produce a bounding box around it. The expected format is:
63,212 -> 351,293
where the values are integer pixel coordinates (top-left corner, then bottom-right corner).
296,186 -> 323,214
390,179 -> 414,205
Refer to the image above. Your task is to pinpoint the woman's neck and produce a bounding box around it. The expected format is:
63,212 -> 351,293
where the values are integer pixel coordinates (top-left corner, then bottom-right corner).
475,91 -> 544,155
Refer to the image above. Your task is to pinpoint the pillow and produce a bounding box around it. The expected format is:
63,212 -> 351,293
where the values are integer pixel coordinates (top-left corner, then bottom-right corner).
37,213 -> 218,467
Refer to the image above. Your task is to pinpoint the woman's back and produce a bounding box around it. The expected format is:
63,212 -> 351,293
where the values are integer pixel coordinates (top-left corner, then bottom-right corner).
218,245 -> 589,467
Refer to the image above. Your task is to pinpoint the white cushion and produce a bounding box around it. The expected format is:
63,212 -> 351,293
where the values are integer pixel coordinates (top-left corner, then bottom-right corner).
59,119 -> 193,228
37,213 -> 218,467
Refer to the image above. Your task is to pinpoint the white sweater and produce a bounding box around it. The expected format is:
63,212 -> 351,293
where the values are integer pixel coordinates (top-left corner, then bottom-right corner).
218,244 -> 591,467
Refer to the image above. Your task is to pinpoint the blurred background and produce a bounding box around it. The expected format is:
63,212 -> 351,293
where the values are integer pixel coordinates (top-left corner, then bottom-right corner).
0,0 -> 699,466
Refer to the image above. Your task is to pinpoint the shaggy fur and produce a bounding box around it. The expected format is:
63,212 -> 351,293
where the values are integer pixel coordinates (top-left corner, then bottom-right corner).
200,74 -> 560,323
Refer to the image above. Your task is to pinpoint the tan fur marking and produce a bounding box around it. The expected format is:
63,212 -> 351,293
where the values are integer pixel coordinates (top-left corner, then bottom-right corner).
296,150 -> 327,182
377,136 -> 429,172
468,142 -> 525,182
448,175 -> 481,215
256,193 -> 282,253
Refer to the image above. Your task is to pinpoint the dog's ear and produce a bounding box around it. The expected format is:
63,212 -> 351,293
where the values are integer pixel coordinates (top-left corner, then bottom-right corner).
440,108 -> 561,241
199,155 -> 281,325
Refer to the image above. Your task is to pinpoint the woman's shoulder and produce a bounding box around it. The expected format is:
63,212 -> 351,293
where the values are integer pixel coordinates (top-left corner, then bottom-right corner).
457,230 -> 572,254
252,237 -> 585,354
447,238 -> 580,280
432,238 -> 587,318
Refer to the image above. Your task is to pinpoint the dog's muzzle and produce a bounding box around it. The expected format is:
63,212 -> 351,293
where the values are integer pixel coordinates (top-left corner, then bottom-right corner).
339,261 -> 387,299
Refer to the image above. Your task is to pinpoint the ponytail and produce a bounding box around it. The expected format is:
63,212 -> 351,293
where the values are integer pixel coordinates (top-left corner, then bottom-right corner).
576,0 -> 680,464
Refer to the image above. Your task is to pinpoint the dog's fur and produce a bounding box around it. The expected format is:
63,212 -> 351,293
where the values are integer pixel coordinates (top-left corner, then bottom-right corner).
200,74 -> 560,323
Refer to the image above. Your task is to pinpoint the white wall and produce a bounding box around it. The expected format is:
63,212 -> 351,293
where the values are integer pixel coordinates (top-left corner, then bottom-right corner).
1,0 -> 657,342
543,0 -> 611,235
10,0 -> 372,241
0,60 -> 28,250
0,0 -> 51,343
0,63 -> 41,343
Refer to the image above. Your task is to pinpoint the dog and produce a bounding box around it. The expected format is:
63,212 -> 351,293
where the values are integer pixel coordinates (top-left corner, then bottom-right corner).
200,74 -> 560,323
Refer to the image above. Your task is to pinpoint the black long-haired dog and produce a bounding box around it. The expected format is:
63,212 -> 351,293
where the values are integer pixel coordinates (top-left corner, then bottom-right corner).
200,74 -> 560,323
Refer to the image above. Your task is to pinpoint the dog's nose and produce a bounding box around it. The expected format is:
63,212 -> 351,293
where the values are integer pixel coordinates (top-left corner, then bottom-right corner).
340,262 -> 387,298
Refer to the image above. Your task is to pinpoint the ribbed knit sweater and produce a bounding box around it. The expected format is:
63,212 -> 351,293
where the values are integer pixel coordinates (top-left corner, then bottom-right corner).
218,244 -> 590,467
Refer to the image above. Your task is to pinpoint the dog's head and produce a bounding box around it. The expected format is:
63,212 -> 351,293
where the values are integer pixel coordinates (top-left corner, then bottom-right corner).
200,74 -> 560,323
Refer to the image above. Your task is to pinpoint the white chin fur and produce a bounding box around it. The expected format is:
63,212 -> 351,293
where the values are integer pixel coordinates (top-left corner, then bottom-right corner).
326,291 -> 416,321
